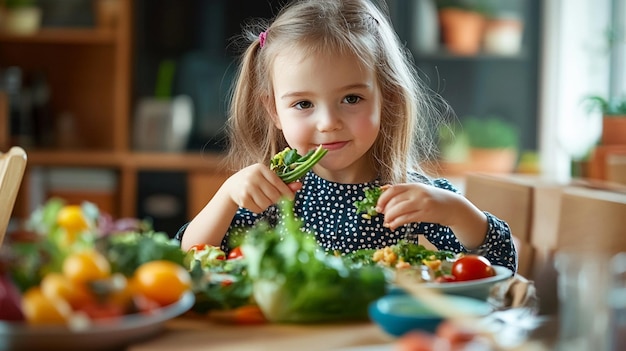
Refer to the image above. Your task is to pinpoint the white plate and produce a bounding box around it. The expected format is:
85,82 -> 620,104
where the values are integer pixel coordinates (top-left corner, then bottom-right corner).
0,292 -> 195,351
390,265 -> 514,300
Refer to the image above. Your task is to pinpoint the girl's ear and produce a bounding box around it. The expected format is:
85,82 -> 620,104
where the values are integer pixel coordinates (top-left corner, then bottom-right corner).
263,95 -> 282,130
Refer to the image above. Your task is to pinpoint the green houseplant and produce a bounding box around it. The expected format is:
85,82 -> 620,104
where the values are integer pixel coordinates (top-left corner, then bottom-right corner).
438,116 -> 519,174
585,96 -> 626,145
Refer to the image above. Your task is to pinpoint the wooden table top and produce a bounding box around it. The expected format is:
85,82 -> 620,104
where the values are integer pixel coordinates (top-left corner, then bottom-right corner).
128,317 -> 394,351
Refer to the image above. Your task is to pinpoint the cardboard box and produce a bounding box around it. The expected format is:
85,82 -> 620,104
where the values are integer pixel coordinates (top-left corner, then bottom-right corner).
555,186 -> 626,254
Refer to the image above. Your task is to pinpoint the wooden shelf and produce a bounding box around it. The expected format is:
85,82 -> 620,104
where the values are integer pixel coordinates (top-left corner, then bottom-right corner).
0,28 -> 116,45
26,150 -> 227,171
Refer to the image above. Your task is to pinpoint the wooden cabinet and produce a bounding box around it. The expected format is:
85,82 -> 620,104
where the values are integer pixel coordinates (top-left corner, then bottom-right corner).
1,0 -> 228,227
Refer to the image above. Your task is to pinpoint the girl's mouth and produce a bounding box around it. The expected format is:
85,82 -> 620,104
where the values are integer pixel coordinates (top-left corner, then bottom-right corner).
320,141 -> 348,151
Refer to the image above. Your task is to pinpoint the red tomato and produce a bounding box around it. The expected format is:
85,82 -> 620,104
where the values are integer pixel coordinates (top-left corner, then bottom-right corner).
188,243 -> 208,252
451,255 -> 496,282
435,274 -> 457,283
79,301 -> 124,320
228,247 -> 243,260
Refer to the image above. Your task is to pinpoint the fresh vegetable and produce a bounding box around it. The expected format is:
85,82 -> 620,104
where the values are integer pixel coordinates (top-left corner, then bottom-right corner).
353,185 -> 388,219
241,199 -> 386,323
210,304 -> 267,325
20,287 -> 71,325
270,145 -> 328,183
228,247 -> 244,260
133,260 -> 192,306
0,272 -> 24,321
0,198 -> 194,325
99,231 -> 187,277
347,240 -> 456,267
185,245 -> 253,313
62,250 -> 111,284
450,255 -> 495,282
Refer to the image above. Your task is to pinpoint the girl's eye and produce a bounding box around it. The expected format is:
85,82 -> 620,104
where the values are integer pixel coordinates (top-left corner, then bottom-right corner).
294,101 -> 313,110
343,95 -> 361,104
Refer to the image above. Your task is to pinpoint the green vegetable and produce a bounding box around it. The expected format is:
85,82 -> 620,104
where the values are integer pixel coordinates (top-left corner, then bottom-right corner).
241,199 -> 386,323
98,231 -> 186,277
270,145 -> 328,183
354,186 -> 385,219
346,240 -> 456,267
186,247 -> 253,312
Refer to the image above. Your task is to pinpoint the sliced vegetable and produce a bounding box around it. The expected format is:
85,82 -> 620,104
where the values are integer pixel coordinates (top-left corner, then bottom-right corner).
270,145 -> 328,183
353,186 -> 387,219
228,246 -> 243,260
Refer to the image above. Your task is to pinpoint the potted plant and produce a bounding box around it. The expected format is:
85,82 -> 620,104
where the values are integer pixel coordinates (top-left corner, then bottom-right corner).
584,96 -> 626,145
438,116 -> 519,174
435,0 -> 492,55
1,0 -> 42,35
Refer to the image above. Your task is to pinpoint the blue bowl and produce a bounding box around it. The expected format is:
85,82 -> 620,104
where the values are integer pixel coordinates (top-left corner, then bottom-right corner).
368,294 -> 492,337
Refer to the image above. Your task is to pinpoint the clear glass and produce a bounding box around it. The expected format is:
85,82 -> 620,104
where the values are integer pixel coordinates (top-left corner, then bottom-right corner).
609,253 -> 626,351
554,250 -> 611,351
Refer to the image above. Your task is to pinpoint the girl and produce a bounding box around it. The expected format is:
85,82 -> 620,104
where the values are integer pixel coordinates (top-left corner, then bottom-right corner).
178,0 -> 517,272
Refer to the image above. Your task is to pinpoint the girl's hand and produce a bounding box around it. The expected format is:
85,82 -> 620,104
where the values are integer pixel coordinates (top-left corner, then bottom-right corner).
222,163 -> 301,213
375,183 -> 459,230
375,183 -> 488,249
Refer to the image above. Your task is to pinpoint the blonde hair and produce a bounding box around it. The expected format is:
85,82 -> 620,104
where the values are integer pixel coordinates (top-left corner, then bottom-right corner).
225,0 -> 443,184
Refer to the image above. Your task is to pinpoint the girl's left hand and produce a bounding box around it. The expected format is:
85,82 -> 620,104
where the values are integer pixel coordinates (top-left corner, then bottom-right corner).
375,183 -> 461,231
376,183 -> 488,249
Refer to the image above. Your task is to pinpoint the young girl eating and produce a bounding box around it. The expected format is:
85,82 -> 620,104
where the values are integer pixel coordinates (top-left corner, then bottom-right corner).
177,0 -> 517,272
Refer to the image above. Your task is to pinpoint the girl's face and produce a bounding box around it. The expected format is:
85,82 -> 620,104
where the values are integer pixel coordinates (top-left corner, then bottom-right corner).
270,51 -> 382,184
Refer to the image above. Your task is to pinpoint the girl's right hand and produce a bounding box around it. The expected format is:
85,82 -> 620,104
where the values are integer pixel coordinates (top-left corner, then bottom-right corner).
222,163 -> 301,213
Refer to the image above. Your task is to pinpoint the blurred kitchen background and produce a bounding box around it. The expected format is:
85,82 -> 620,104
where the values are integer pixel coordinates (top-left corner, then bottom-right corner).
0,0 -> 624,237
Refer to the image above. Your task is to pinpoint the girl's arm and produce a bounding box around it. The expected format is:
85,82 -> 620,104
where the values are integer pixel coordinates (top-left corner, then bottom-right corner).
180,163 -> 299,250
375,183 -> 489,249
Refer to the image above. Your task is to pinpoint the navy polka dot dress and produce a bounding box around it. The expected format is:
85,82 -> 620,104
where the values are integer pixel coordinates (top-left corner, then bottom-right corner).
177,171 -> 518,272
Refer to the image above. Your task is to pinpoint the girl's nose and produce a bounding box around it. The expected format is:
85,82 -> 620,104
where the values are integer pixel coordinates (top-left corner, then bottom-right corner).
316,108 -> 342,132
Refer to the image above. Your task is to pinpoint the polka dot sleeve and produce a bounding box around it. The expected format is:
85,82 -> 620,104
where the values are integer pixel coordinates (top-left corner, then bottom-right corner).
424,178 -> 518,272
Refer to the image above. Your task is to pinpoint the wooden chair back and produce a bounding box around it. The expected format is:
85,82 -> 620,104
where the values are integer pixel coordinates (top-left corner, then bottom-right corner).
0,146 -> 27,246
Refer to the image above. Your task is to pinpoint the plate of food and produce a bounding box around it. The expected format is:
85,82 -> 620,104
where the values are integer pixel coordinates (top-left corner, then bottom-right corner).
395,264 -> 514,300
346,241 -> 514,300
0,291 -> 195,351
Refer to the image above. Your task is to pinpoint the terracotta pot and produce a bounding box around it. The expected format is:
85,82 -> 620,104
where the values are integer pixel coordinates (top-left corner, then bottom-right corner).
468,148 -> 518,173
602,116 -> 626,145
438,8 -> 486,55
440,148 -> 517,175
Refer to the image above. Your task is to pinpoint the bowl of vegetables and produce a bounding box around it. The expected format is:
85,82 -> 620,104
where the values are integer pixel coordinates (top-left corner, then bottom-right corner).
0,199 -> 196,351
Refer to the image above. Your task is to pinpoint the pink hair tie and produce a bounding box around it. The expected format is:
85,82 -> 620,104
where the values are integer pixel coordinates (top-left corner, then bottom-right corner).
259,30 -> 267,48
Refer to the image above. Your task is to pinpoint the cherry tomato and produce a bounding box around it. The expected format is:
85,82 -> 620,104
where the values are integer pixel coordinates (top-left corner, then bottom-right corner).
233,305 -> 266,325
40,272 -> 93,310
133,260 -> 191,306
21,287 -> 71,325
434,274 -> 457,283
228,247 -> 243,260
62,250 -> 111,284
451,255 -> 495,282
79,301 -> 124,320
